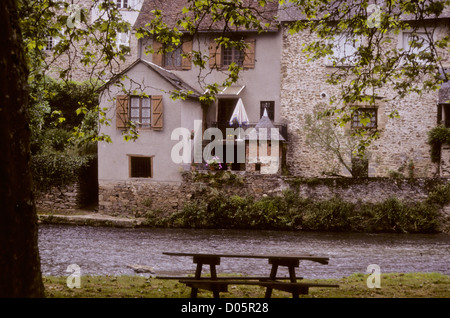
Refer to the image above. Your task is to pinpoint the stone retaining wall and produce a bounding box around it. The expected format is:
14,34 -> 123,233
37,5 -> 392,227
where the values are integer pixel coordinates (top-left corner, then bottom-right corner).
98,172 -> 440,217
36,183 -> 81,212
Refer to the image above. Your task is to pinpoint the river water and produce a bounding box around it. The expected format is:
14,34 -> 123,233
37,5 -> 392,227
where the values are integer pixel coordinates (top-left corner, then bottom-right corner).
38,224 -> 450,279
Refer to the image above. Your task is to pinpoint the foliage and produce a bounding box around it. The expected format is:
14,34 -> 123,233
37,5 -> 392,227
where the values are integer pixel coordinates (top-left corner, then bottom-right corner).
427,125 -> 450,163
31,151 -> 95,193
28,79 -> 100,193
164,186 -> 442,233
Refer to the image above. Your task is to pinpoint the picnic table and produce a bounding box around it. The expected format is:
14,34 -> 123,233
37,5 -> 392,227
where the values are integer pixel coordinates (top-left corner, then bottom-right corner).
158,252 -> 339,298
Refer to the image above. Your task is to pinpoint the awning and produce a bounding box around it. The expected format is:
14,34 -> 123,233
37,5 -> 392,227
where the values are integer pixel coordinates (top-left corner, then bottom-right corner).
203,85 -> 246,96
219,85 -> 246,96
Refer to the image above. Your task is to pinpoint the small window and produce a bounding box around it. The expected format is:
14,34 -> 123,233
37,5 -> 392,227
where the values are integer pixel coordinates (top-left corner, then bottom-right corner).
222,45 -> 244,68
130,156 -> 152,178
164,45 -> 183,69
130,96 -> 151,128
260,101 -> 275,121
402,31 -> 431,63
45,36 -> 60,51
351,156 -> 368,178
116,32 -> 130,52
116,0 -> 128,9
325,33 -> 360,66
351,108 -> 377,129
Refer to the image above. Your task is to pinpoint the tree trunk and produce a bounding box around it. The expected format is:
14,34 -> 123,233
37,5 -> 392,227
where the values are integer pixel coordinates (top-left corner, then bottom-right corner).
0,0 -> 45,297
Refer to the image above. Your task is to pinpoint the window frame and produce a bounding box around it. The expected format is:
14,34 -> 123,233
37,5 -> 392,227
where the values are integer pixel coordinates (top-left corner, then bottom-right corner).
351,107 -> 378,129
400,30 -> 433,64
221,44 -> 245,68
324,33 -> 360,67
128,155 -> 153,178
116,31 -> 130,53
129,95 -> 152,129
163,44 -> 183,70
116,0 -> 129,9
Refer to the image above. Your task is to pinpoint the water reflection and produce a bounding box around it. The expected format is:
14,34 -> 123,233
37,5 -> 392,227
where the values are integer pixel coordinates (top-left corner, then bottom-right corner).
38,224 -> 450,279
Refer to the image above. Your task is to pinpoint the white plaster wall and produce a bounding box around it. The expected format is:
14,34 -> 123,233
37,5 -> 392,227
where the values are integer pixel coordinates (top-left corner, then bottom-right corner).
98,62 -> 202,182
140,31 -> 283,124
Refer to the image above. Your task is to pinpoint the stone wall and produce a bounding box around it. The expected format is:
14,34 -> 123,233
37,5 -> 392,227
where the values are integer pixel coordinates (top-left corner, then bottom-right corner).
36,184 -> 81,212
98,172 -> 439,217
280,24 -> 449,178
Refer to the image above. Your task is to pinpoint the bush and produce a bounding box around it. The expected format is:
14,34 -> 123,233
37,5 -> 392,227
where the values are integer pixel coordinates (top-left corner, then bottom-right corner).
31,151 -> 95,193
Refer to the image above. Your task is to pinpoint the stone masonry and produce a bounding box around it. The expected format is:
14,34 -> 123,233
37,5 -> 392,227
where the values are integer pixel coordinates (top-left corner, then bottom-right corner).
98,172 -> 436,217
279,23 -> 450,178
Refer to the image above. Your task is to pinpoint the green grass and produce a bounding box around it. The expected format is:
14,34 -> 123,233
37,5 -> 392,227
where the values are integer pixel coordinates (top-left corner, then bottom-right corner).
43,273 -> 450,298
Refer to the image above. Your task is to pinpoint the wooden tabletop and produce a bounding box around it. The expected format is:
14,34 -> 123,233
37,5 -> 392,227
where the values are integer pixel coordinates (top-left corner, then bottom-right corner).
163,252 -> 330,264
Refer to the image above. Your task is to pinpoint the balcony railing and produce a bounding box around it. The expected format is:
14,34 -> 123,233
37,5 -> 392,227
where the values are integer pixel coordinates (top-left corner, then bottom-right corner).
207,121 -> 288,141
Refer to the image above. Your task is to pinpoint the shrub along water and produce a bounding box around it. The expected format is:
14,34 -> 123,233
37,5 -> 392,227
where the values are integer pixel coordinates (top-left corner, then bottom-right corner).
146,183 -> 446,233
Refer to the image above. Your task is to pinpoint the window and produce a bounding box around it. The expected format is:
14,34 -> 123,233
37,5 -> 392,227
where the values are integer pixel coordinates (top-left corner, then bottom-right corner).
209,38 -> 255,70
351,156 -> 369,178
402,31 -> 431,63
325,33 -> 360,66
130,96 -> 151,128
116,0 -> 128,9
351,108 -> 377,129
45,36 -> 60,51
129,156 -> 152,178
222,45 -> 245,67
116,95 -> 164,130
116,32 -> 130,52
164,45 -> 183,69
260,101 -> 275,121
152,40 -> 192,70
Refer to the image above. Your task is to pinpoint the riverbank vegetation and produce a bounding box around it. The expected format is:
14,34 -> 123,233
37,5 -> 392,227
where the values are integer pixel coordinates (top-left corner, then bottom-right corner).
143,178 -> 450,233
43,273 -> 449,298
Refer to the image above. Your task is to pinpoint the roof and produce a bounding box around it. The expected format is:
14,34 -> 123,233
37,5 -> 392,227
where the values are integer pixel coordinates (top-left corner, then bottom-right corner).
134,0 -> 279,32
278,1 -> 450,22
99,58 -> 202,98
246,111 -> 285,141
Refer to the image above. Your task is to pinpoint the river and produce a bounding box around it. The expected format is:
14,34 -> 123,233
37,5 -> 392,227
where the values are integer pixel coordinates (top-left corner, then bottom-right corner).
38,224 -> 450,279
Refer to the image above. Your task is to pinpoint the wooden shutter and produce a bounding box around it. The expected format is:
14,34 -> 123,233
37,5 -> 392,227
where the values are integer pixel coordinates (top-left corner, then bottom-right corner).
209,39 -> 222,69
151,95 -> 163,130
116,95 -> 129,130
243,38 -> 256,69
181,40 -> 192,70
152,40 -> 163,66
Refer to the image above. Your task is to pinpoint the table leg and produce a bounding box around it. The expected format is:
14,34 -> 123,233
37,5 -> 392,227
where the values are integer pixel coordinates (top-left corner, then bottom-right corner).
264,263 -> 278,298
288,266 -> 299,298
210,264 -> 220,298
191,263 -> 203,298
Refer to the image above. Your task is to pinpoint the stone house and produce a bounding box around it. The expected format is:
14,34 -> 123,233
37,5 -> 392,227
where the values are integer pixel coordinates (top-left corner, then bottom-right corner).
44,0 -> 145,81
278,3 -> 450,178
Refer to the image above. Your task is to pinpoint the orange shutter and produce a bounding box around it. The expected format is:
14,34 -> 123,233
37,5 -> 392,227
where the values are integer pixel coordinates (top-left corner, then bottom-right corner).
209,39 -> 222,69
151,95 -> 163,130
116,95 -> 129,130
182,40 -> 192,70
152,40 -> 163,66
243,38 -> 256,69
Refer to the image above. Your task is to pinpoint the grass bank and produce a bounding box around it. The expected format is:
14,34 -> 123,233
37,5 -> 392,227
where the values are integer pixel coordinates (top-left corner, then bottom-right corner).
44,273 -> 449,298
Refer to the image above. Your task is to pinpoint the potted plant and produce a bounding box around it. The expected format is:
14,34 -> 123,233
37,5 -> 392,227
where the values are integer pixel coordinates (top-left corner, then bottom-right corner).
206,156 -> 222,171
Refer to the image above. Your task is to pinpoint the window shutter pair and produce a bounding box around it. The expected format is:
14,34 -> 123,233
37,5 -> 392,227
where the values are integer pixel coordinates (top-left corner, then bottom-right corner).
152,40 -> 192,70
209,37 -> 256,69
116,95 -> 163,130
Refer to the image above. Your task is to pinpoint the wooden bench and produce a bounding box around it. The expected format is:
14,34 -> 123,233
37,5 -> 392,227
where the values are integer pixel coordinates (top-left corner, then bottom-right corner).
160,252 -> 339,298
178,279 -> 339,298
